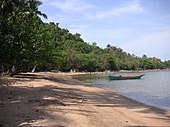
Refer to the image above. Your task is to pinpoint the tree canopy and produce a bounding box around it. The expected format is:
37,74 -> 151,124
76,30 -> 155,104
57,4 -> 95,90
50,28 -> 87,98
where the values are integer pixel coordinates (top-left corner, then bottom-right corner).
0,0 -> 170,75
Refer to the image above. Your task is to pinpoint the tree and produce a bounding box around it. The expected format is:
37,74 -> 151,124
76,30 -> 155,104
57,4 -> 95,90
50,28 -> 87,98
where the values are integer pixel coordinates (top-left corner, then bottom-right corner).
106,57 -> 119,71
0,0 -> 48,75
1,0 -> 168,75
26,0 -> 47,19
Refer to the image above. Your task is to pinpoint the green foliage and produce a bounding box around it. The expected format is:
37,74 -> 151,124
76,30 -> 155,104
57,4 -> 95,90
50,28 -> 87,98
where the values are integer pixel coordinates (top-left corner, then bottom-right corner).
0,0 -> 169,75
163,60 -> 170,68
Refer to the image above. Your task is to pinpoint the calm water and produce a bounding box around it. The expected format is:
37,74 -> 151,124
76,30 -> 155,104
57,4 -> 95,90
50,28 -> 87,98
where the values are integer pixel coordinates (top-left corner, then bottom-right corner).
74,70 -> 170,110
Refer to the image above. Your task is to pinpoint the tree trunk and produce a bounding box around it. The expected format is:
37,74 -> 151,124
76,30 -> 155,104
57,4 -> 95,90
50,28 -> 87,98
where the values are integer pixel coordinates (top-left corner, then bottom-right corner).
1,64 -> 4,73
31,65 -> 37,72
10,65 -> 18,76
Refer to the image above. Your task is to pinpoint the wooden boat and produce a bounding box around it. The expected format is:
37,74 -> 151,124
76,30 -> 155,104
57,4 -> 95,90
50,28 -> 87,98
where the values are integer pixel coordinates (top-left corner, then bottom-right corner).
108,74 -> 144,80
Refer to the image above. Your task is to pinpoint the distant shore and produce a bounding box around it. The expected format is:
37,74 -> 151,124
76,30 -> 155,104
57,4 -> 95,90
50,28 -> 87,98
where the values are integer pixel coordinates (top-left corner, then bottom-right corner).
0,72 -> 170,127
62,69 -> 170,78
67,68 -> 170,74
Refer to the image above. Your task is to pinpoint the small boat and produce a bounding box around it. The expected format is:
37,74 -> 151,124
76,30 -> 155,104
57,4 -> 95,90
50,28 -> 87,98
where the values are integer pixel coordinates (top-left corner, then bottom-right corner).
108,74 -> 144,80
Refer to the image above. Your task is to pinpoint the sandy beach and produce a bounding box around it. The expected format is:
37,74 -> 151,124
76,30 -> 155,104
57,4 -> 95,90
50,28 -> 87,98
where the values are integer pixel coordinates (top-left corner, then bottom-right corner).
0,72 -> 170,127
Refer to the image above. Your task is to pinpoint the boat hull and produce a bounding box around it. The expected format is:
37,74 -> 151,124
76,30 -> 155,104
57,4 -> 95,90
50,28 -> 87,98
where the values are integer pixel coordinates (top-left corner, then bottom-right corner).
108,74 -> 144,80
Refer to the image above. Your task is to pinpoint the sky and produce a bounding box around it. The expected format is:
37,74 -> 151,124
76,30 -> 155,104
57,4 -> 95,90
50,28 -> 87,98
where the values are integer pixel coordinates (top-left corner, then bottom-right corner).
39,0 -> 170,61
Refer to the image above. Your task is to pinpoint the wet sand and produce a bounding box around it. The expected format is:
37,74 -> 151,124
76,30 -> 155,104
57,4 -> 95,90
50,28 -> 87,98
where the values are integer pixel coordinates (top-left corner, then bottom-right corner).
0,72 -> 170,127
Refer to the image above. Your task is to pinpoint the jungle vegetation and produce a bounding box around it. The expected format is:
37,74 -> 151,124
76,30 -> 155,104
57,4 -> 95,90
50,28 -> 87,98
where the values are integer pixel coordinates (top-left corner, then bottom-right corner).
1,0 -> 170,76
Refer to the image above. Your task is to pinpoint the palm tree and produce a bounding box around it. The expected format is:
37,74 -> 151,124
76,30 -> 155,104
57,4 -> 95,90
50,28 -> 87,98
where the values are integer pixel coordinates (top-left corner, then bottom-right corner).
26,0 -> 47,19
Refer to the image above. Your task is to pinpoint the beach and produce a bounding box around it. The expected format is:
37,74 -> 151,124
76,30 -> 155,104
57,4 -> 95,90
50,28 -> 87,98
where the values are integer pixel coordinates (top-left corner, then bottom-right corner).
0,72 -> 170,127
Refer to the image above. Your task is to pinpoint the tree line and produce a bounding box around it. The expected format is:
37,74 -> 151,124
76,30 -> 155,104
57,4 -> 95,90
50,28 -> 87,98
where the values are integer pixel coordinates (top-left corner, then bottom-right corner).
1,0 -> 170,76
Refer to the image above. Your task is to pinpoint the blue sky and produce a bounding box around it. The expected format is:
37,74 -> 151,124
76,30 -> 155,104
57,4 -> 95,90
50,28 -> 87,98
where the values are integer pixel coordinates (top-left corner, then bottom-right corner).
39,0 -> 170,61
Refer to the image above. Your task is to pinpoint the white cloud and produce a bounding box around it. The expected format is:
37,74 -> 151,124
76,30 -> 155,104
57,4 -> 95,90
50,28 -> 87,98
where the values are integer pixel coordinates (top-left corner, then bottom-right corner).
121,29 -> 170,60
68,24 -> 133,46
40,0 -> 49,3
50,0 -> 93,12
86,1 -> 144,19
68,24 -> 170,60
69,25 -> 89,33
39,0 -> 169,60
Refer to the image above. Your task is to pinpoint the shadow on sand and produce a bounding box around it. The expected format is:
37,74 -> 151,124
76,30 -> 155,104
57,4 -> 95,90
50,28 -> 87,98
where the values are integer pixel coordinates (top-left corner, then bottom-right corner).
0,73 -> 170,126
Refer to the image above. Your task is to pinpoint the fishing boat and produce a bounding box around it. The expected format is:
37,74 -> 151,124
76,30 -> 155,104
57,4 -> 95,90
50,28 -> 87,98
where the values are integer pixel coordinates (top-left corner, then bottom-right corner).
108,74 -> 144,80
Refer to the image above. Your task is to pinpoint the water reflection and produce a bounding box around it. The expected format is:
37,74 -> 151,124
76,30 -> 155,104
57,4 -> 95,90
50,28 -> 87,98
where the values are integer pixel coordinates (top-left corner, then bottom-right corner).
74,71 -> 170,110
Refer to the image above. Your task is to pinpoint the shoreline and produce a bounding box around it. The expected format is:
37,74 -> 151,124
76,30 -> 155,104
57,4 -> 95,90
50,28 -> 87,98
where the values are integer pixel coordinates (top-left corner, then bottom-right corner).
71,71 -> 170,112
81,81 -> 170,112
0,72 -> 170,126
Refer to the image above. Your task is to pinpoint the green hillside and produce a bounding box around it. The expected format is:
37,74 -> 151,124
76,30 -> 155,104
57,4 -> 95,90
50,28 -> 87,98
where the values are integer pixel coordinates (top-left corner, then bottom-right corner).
1,0 -> 170,76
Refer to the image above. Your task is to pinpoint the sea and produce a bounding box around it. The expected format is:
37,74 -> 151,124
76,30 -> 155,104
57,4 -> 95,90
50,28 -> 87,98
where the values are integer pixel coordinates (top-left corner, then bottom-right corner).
73,70 -> 170,111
